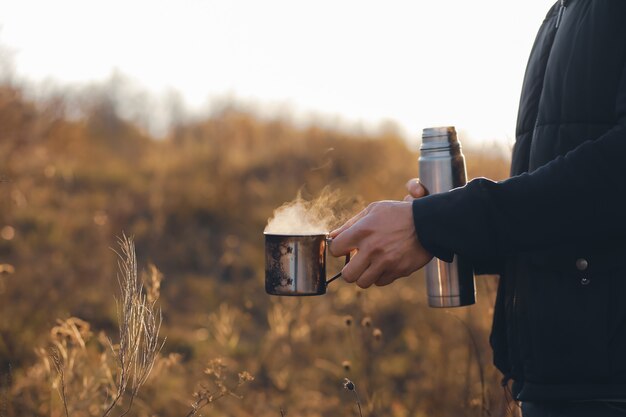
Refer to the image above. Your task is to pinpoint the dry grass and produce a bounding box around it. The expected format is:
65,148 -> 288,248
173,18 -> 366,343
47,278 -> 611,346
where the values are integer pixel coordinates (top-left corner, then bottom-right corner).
102,234 -> 164,416
185,359 -> 254,417
12,235 -> 254,417
26,235 -> 165,417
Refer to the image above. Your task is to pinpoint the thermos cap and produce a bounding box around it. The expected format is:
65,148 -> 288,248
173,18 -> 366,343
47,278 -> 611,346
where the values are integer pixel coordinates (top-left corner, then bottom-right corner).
420,126 -> 459,152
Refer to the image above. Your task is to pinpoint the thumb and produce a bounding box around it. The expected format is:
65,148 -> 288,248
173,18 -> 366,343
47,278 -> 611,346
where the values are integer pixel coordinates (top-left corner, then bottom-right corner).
406,178 -> 428,198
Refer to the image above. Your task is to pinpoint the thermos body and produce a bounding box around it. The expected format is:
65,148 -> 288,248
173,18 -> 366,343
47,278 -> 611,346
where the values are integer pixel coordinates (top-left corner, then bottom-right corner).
419,127 -> 476,308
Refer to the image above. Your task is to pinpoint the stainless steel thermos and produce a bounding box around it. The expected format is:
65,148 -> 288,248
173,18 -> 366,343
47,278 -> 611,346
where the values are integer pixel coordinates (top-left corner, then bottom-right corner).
419,126 -> 475,307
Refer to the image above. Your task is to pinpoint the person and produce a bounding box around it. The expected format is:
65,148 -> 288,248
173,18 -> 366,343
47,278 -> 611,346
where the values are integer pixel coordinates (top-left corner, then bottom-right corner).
328,1 -> 626,416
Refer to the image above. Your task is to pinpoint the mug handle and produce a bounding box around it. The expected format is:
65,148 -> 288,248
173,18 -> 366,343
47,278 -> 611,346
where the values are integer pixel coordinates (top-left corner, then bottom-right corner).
325,237 -> 351,285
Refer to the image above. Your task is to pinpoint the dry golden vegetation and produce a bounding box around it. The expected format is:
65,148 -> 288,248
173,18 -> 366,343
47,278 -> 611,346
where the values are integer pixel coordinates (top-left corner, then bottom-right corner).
0,81 -> 513,416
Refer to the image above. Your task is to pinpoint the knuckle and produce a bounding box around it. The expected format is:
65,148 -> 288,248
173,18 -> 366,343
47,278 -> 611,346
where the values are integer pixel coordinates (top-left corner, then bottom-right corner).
355,223 -> 376,239
381,257 -> 392,268
357,224 -> 372,237
380,257 -> 395,270
367,244 -> 382,257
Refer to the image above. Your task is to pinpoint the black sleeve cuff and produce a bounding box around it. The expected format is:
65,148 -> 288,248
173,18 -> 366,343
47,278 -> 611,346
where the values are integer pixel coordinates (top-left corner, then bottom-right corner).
412,195 -> 455,263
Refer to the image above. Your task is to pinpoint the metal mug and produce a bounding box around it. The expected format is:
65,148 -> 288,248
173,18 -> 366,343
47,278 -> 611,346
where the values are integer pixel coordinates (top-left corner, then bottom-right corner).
264,233 -> 350,296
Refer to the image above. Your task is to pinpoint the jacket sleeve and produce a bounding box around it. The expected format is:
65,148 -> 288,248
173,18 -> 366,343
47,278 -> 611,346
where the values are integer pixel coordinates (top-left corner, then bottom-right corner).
412,62 -> 626,266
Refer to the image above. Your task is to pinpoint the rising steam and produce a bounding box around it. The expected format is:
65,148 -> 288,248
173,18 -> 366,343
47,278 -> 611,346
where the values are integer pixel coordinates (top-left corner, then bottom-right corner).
264,188 -> 348,235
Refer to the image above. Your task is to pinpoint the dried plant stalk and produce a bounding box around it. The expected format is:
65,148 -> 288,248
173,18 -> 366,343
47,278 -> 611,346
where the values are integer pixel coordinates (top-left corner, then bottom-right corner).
343,378 -> 364,417
185,359 -> 254,417
49,347 -> 70,417
103,234 -> 164,417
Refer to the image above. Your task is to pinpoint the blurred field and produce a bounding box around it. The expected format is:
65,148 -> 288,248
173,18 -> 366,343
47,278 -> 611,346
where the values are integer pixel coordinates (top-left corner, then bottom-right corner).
0,81 -> 514,416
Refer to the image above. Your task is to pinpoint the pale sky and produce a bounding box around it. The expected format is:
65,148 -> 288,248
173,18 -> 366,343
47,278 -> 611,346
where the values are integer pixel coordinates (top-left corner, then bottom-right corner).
0,0 -> 554,144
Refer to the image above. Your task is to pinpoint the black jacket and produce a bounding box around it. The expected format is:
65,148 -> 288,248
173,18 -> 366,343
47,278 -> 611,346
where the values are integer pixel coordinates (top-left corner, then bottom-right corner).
412,0 -> 626,401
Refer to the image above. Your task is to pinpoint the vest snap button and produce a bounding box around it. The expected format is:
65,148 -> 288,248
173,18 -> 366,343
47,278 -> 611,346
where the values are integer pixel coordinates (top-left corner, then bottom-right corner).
576,258 -> 589,271
581,277 -> 590,286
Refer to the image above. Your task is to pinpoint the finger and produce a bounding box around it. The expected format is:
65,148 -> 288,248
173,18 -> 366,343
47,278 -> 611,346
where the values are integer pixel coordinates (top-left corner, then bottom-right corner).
374,274 -> 397,287
340,251 -> 369,283
329,213 -> 370,257
355,262 -> 386,289
329,206 -> 369,239
329,206 -> 374,257
403,194 -> 414,202
406,178 -> 428,198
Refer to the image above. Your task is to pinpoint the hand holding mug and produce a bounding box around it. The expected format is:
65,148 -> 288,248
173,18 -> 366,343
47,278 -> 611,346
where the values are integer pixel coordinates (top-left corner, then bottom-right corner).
328,200 -> 433,289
